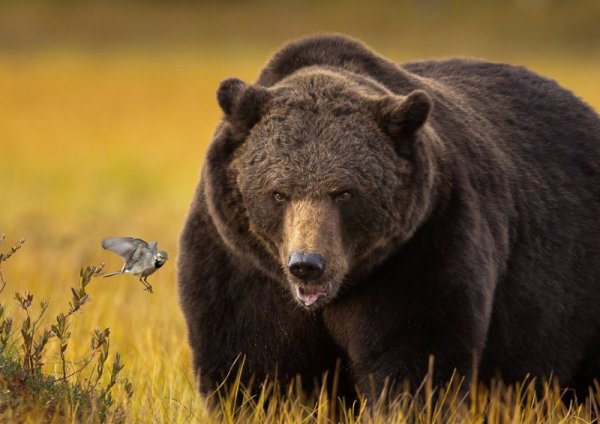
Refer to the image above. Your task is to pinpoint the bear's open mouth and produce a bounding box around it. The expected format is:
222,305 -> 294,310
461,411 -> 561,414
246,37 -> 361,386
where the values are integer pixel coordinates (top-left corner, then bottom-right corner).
294,282 -> 333,307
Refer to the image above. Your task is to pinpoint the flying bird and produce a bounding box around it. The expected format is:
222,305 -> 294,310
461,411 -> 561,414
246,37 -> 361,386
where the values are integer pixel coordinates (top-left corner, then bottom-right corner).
101,237 -> 168,293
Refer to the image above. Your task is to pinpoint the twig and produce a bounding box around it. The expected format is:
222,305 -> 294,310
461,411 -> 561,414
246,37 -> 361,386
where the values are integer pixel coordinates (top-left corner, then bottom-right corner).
0,235 -> 25,295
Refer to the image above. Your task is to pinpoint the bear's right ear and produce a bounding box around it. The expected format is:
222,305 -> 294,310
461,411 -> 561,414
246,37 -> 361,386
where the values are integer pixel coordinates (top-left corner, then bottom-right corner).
375,90 -> 433,138
217,78 -> 273,138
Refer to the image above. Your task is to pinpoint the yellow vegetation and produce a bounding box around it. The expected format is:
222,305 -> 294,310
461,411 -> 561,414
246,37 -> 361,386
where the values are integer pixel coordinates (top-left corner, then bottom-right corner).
1,2 -> 600,421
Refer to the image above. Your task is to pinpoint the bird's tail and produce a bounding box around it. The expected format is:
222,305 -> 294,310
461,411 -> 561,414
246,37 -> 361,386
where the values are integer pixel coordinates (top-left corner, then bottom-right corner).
103,271 -> 122,278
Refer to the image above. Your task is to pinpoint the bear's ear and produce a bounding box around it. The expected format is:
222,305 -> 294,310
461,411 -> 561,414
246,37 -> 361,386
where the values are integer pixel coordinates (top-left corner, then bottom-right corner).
217,78 -> 273,137
376,90 -> 432,138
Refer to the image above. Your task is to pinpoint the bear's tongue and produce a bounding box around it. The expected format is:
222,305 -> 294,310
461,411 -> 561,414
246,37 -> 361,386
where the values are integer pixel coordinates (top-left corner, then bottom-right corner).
296,285 -> 326,306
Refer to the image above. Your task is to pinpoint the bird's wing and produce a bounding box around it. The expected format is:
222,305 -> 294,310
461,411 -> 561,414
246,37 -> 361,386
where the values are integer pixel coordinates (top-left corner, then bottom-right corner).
102,237 -> 149,261
126,244 -> 153,270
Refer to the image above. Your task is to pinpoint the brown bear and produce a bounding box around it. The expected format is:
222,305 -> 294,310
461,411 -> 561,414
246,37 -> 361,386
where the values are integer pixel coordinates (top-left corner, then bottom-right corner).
178,34 -> 600,400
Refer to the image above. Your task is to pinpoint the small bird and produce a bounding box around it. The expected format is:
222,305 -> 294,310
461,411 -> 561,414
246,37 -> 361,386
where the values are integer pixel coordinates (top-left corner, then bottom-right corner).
101,237 -> 168,293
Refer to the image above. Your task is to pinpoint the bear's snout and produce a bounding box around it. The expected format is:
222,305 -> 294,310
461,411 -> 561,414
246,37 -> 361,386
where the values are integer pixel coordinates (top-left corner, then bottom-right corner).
281,199 -> 349,307
288,252 -> 325,281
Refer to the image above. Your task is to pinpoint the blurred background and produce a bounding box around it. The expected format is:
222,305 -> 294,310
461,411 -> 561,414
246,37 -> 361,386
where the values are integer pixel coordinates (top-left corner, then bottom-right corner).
1,0 -> 599,419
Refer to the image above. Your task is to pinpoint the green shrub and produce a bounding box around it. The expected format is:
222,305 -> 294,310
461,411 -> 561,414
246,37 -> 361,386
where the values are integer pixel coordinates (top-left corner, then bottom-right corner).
0,235 -> 132,422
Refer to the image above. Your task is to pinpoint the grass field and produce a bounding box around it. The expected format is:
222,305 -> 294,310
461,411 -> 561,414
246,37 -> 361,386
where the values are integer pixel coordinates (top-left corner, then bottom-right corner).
1,1 -> 600,422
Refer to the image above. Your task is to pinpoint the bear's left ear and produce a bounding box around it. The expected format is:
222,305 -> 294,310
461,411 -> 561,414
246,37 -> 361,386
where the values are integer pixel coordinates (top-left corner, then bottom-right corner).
217,78 -> 273,138
375,90 -> 433,138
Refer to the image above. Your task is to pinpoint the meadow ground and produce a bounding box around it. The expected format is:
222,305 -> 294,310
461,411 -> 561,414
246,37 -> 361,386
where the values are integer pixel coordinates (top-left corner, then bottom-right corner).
1,1 -> 600,422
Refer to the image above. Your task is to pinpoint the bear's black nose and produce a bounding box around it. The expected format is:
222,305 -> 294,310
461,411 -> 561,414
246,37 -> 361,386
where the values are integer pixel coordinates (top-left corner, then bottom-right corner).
288,252 -> 325,281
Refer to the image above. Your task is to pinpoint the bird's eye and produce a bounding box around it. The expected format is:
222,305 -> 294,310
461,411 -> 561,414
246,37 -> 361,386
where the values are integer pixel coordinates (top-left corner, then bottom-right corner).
332,190 -> 353,202
272,192 -> 288,203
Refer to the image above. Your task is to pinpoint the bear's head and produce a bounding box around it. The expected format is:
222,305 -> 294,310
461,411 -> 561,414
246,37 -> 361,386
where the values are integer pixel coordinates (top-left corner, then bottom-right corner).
204,69 -> 440,309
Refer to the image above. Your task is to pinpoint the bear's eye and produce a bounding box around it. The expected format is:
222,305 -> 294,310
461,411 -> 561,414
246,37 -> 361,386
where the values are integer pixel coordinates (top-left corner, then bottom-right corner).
272,191 -> 288,203
332,190 -> 353,202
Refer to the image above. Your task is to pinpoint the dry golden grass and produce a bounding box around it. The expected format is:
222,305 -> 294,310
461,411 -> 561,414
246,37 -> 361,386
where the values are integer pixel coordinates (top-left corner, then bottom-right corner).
1,10 -> 600,419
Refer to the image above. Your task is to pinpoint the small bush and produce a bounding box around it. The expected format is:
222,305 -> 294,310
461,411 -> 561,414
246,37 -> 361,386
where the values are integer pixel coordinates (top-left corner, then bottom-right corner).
0,235 -> 132,422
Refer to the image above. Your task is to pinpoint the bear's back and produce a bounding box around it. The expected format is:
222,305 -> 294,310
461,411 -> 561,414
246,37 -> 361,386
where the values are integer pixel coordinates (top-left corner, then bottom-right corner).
404,58 -> 600,196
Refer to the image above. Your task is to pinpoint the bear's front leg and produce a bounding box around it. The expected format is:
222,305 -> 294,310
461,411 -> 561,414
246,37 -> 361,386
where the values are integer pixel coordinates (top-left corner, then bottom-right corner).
323,266 -> 492,400
182,268 -> 346,397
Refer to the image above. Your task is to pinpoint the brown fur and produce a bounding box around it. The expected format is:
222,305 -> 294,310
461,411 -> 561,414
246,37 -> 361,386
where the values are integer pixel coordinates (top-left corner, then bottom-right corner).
179,34 -> 600,400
